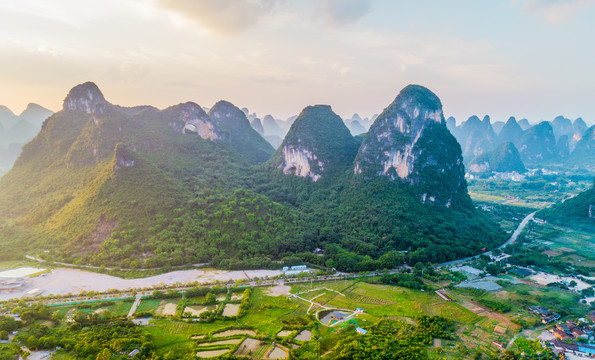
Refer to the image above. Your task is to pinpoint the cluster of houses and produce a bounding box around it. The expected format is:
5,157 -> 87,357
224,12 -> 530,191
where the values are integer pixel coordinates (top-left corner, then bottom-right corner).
550,320 -> 591,341
544,312 -> 595,358
529,306 -> 561,324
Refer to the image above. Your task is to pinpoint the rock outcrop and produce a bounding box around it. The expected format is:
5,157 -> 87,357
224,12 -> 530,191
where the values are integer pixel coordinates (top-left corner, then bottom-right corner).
63,82 -> 107,114
272,105 -> 357,181
354,85 -> 467,206
113,143 -> 135,170
173,102 -> 222,141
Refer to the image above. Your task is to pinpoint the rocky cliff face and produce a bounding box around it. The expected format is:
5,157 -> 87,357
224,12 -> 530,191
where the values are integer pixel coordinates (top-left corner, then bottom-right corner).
354,85 -> 467,207
63,82 -> 107,114
279,146 -> 324,181
172,102 -> 222,141
113,143 -> 136,170
272,105 -> 357,181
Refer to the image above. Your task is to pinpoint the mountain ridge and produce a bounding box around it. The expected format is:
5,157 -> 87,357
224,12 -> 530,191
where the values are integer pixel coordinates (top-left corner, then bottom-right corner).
0,82 -> 505,271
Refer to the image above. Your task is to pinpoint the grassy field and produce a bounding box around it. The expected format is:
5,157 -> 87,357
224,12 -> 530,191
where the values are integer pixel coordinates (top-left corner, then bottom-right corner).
134,276 -> 563,359
135,298 -> 162,313
52,299 -> 133,317
532,222 -> 595,260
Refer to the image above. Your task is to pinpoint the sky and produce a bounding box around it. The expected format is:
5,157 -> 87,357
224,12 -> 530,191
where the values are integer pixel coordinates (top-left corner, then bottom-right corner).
0,0 -> 594,125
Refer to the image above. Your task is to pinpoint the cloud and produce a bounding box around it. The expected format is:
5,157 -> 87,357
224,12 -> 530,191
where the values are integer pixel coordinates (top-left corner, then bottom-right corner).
151,0 -> 278,34
320,0 -> 372,25
518,0 -> 595,23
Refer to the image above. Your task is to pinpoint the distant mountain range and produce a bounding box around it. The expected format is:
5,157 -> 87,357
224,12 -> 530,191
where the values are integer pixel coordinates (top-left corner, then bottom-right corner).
0,82 -> 503,270
0,103 -> 53,174
242,107 -> 377,149
467,142 -> 526,174
448,114 -> 594,172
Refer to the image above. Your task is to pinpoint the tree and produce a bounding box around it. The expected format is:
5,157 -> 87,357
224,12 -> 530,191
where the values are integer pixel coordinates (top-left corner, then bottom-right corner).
485,264 -> 502,276
205,293 -> 217,304
96,348 -> 111,360
51,311 -> 64,322
582,287 -> 594,296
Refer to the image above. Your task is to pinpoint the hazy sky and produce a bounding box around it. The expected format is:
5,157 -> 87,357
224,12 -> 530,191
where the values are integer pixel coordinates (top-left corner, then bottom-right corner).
0,0 -> 594,125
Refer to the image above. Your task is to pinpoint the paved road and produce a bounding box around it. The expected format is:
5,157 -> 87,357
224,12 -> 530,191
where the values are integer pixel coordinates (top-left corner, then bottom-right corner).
438,211 -> 537,268
127,292 -> 143,318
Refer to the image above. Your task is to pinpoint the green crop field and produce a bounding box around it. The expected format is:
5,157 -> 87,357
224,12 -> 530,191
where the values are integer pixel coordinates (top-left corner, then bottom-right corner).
135,298 -> 162,314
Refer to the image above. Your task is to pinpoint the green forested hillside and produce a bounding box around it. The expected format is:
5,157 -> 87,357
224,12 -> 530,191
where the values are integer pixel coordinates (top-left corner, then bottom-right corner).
539,178 -> 595,231
0,82 -> 505,271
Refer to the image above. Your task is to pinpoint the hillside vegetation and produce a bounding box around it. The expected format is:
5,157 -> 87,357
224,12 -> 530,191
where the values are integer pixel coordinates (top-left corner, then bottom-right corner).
0,82 -> 505,271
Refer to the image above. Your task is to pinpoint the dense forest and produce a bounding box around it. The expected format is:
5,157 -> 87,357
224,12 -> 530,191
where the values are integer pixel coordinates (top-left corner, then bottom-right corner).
0,83 -> 506,271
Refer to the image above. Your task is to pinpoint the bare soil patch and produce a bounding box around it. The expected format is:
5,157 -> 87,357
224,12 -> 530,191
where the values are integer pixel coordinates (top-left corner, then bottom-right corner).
196,349 -> 230,358
234,338 -> 263,357
222,303 -> 240,317
157,301 -> 177,316
266,346 -> 287,359
265,283 -> 291,297
294,330 -> 312,342
184,305 -> 216,317
214,329 -> 256,338
198,338 -> 241,347
230,293 -> 244,301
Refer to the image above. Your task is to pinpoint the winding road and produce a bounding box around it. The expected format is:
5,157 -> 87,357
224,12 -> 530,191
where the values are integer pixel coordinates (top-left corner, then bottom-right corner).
438,211 -> 537,268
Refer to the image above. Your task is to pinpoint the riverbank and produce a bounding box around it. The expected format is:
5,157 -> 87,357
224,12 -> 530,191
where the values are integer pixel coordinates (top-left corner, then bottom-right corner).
0,267 -> 282,301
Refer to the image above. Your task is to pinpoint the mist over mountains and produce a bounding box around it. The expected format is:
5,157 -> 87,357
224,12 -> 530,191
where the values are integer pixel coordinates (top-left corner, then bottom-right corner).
448,114 -> 594,173
0,103 -> 53,174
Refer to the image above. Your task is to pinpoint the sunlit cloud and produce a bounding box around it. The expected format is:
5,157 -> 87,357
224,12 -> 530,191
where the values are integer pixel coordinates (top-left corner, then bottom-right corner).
0,0 -> 593,123
149,0 -> 280,35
